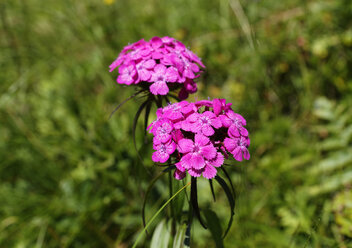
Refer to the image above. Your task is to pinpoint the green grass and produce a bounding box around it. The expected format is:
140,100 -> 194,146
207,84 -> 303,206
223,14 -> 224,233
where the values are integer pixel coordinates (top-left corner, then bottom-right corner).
1,0 -> 352,247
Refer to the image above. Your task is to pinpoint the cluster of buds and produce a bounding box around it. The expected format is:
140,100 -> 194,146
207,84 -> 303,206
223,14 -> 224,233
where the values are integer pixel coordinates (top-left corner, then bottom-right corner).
109,36 -> 204,99
148,99 -> 250,180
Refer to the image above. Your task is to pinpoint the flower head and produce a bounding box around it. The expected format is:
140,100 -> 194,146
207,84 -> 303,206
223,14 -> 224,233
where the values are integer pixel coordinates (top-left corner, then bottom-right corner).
110,37 -> 205,98
148,99 -> 250,180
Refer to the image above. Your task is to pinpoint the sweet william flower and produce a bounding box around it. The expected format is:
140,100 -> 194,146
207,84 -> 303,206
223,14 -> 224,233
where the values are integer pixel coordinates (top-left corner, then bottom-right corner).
148,99 -> 250,180
183,111 -> 222,136
150,64 -> 179,95
117,63 -> 137,85
152,140 -> 176,163
110,36 -> 205,98
178,134 -> 217,170
224,136 -> 250,161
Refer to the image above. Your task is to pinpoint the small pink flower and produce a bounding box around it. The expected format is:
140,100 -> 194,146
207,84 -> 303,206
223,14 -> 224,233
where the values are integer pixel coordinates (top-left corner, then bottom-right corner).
220,110 -> 248,138
150,64 -> 179,95
178,134 -> 217,170
136,59 -> 155,82
224,137 -> 250,161
152,140 -> 176,163
183,111 -> 222,136
117,63 -> 137,85
153,120 -> 173,145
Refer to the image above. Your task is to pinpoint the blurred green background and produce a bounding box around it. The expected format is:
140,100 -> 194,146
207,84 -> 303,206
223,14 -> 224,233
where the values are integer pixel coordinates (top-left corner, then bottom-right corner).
1,0 -> 352,247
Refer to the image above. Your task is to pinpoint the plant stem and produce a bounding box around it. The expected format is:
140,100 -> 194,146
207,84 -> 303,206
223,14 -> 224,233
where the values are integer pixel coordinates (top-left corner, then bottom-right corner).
132,182 -> 191,248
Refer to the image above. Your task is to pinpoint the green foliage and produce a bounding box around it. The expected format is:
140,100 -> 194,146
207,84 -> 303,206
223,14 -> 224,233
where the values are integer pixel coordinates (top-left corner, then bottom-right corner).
1,0 -> 352,247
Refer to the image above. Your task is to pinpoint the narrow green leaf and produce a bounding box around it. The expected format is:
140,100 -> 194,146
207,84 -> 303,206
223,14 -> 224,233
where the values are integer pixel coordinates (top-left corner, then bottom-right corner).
142,172 -> 166,234
204,209 -> 224,248
132,182 -> 191,248
143,100 -> 152,143
191,177 -> 207,229
209,179 -> 216,202
109,89 -> 144,119
150,220 -> 171,248
132,99 -> 151,174
215,175 -> 235,238
221,167 -> 236,200
173,223 -> 187,248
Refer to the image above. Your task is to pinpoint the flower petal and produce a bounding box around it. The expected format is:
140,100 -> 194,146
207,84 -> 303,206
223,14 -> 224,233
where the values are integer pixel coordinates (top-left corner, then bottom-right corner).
194,133 -> 210,146
201,145 -> 217,160
190,154 -> 205,170
224,137 -> 237,153
150,81 -> 169,95
201,125 -> 215,136
188,168 -> 202,177
202,164 -> 217,179
174,169 -> 186,180
210,153 -> 224,167
178,139 -> 194,153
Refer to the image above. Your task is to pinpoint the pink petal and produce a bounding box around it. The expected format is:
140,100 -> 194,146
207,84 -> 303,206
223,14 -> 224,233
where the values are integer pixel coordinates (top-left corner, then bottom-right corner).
183,68 -> 195,79
117,74 -> 134,85
174,169 -> 186,180
154,64 -> 166,74
211,118 -> 222,129
138,69 -> 151,81
181,121 -> 193,132
201,145 -> 217,160
152,51 -> 163,60
201,125 -> 215,136
242,147 -> 250,160
187,113 -> 199,122
153,136 -> 162,145
164,110 -> 183,121
143,59 -> 156,69
178,139 -> 194,153
190,154 -> 205,170
219,115 -> 232,127
228,125 -> 240,138
152,151 -> 160,163
224,138 -> 237,153
213,99 -> 222,116
159,152 -> 170,163
240,127 -> 249,137
150,36 -> 163,49
175,162 -> 186,172
232,147 -> 243,161
166,141 -> 176,154
166,67 -> 179,82
195,133 -> 210,146
175,41 -> 186,51
190,63 -> 199,73
150,81 -> 169,95
180,153 -> 192,169
202,164 -> 217,179
203,111 -> 216,119
185,80 -> 197,93
161,122 -> 173,133
152,150 -> 169,163
210,153 -> 224,167
188,168 -> 202,177
162,36 -> 174,43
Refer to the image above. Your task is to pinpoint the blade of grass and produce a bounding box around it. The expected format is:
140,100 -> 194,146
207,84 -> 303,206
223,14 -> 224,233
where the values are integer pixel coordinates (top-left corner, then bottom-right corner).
132,182 -> 191,248
109,89 -> 144,119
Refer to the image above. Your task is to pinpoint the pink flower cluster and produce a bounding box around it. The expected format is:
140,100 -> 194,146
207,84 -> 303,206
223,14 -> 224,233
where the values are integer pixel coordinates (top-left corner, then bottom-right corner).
148,99 -> 250,180
109,36 -> 205,98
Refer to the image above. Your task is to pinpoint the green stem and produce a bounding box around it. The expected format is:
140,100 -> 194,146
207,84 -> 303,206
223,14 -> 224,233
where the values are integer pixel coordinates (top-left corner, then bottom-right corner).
132,182 -> 191,248
169,171 -> 176,236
